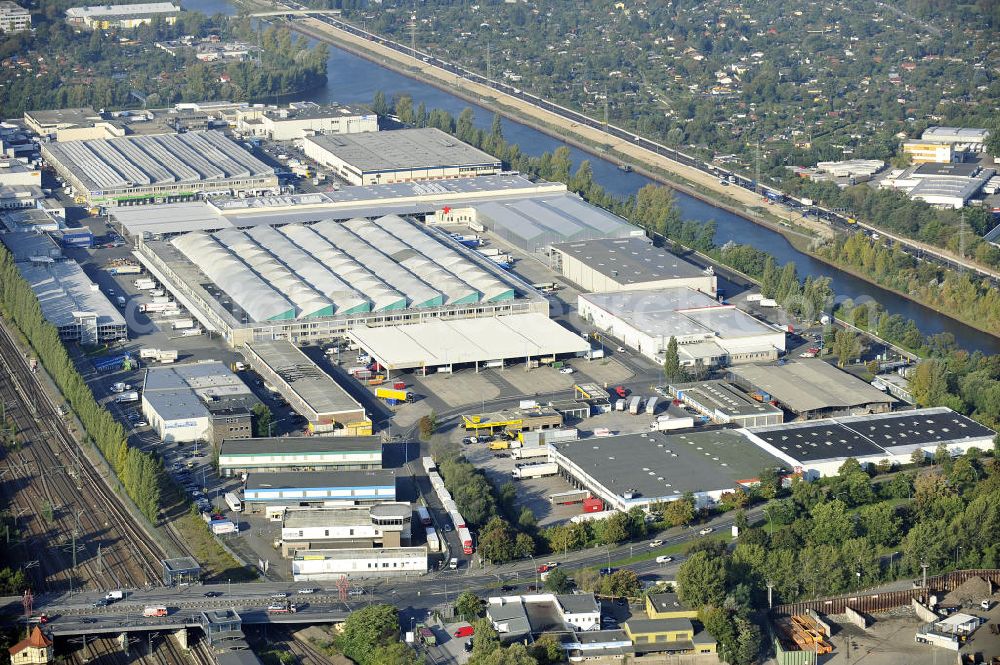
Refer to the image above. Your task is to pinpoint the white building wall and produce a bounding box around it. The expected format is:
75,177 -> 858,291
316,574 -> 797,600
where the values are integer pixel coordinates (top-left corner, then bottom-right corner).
282,523 -> 382,541
292,548 -> 427,579
142,395 -> 210,443
263,114 -> 378,141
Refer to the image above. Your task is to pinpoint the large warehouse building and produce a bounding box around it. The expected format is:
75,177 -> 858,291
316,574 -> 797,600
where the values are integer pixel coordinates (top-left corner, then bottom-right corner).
141,361 -> 256,443
218,436 -> 383,476
550,430 -> 787,510
742,407 -> 995,478
65,3 -> 180,29
303,128 -> 501,186
552,237 -> 716,294
14,258 -> 127,344
41,130 -> 278,207
347,313 -> 591,372
241,340 -> 370,436
728,360 -> 894,420
135,214 -> 546,345
578,287 -> 785,367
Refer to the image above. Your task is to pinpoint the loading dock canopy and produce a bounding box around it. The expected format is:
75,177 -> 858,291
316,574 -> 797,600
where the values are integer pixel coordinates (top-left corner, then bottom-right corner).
347,313 -> 591,370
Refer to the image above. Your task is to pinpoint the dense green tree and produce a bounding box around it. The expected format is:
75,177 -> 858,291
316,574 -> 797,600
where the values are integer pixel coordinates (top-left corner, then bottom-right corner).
543,567 -> 572,593
455,592 -> 485,622
337,604 -> 399,665
662,336 -> 684,382
677,551 -> 728,607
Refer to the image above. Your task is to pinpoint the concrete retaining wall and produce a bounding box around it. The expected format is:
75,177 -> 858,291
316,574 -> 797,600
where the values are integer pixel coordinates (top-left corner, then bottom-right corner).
912,598 -> 940,623
843,606 -> 870,630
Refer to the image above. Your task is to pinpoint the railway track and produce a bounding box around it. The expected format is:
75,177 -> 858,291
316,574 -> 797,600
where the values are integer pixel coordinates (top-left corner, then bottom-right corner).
0,320 -> 165,592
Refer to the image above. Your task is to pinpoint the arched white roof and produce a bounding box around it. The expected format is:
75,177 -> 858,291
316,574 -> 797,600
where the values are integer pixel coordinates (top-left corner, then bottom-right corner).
171,231 -> 294,321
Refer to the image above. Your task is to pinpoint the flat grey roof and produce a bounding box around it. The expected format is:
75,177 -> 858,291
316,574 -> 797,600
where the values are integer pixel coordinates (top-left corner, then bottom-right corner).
43,130 -> 273,192
670,380 -> 782,419
581,288 -> 775,340
552,429 -> 785,501
243,340 -> 362,418
18,260 -> 126,329
162,556 -> 200,572
112,175 -> 558,235
291,546 -> 425,561
1,232 -> 61,261
729,361 -> 893,414
25,107 -> 101,128
556,593 -> 598,613
624,618 -> 693,633
647,593 -> 691,614
283,503 -> 410,528
143,361 -> 252,421
305,127 -> 499,173
246,470 -> 397,491
552,237 -> 706,283
922,126 -> 989,142
220,436 -> 382,456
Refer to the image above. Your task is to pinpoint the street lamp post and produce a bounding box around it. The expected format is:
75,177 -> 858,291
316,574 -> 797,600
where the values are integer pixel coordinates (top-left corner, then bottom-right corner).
528,554 -> 539,588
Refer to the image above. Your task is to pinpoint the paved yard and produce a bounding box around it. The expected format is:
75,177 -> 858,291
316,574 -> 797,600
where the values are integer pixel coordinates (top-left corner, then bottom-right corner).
413,370 -> 502,408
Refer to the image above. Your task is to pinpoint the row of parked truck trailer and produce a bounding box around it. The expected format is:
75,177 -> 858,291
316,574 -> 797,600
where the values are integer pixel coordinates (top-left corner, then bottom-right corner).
422,456 -> 474,555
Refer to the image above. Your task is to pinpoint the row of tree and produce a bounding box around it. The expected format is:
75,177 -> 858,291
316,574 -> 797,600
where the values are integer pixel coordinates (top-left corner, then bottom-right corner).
0,246 -> 161,521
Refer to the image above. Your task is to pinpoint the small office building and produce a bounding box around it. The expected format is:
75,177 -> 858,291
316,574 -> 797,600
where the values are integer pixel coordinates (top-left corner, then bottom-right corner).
279,503 -> 412,556
551,237 -> 716,294
302,128 -> 501,186
141,361 -> 256,443
218,436 -> 383,476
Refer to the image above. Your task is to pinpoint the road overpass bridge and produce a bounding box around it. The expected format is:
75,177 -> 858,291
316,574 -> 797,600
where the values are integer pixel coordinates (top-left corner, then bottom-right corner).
248,9 -> 343,17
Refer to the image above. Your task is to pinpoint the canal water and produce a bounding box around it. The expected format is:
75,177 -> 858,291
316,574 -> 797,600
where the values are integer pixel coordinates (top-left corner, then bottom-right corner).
185,0 -> 999,354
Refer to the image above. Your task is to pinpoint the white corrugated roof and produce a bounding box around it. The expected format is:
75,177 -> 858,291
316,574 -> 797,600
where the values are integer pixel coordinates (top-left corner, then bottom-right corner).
347,313 -> 591,369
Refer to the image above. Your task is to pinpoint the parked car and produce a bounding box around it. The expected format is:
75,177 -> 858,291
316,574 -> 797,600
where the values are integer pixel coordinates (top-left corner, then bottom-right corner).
454,626 -> 475,638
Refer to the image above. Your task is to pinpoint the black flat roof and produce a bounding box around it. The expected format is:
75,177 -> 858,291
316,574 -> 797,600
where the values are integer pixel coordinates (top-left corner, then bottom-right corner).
750,422 -> 886,462
838,410 -> 994,452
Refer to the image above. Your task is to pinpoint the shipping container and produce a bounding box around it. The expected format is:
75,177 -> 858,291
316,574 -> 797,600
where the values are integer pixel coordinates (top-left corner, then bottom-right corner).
209,520 -> 236,535
133,278 -> 156,289
511,462 -> 559,479
511,446 -> 548,459
139,348 -> 178,362
583,497 -> 605,513
584,348 -> 605,360
150,296 -> 172,305
108,264 -> 141,275
425,530 -> 441,553
645,396 -> 659,415
139,302 -> 174,313
143,606 -> 168,617
628,396 -> 643,414
649,416 -> 695,431
171,319 -> 194,330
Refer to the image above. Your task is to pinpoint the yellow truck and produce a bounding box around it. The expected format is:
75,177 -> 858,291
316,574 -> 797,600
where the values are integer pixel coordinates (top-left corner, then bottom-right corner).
488,440 -> 510,450
375,387 -> 410,402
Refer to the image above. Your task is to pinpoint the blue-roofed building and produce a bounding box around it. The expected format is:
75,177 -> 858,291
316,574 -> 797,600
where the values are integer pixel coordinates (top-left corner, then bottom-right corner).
243,470 -> 398,513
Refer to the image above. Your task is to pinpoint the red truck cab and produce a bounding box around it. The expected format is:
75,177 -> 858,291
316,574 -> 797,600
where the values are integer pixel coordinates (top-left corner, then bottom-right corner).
454,625 -> 475,638
613,386 -> 628,398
